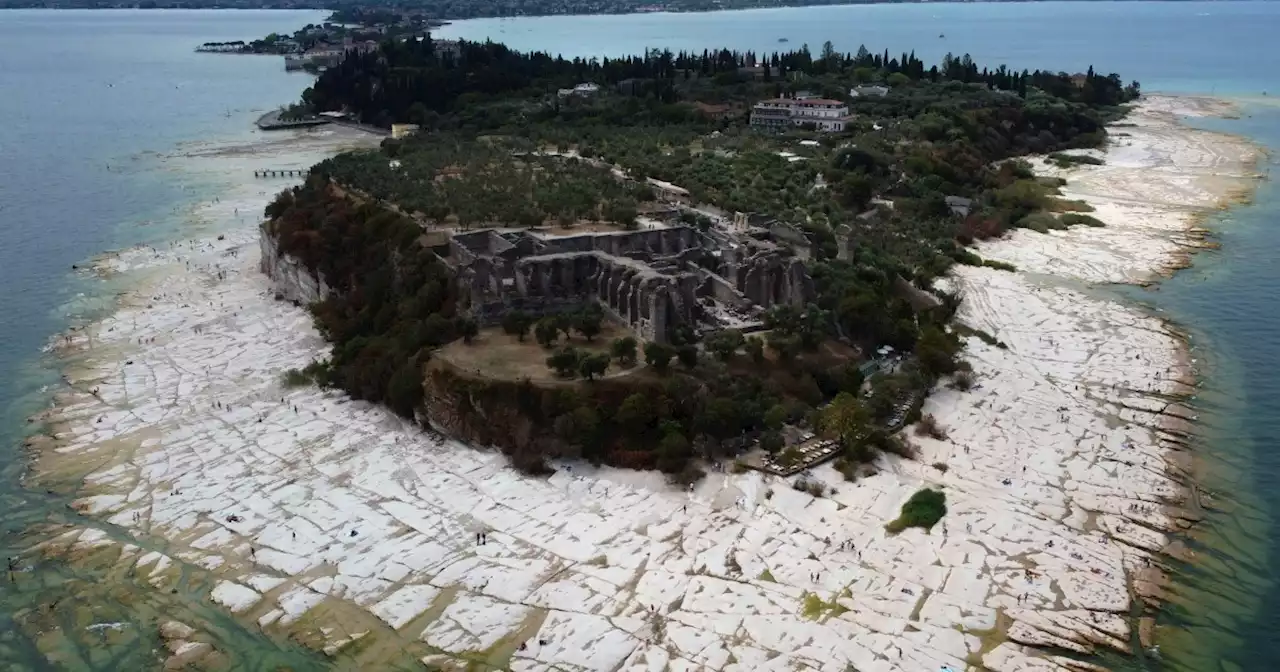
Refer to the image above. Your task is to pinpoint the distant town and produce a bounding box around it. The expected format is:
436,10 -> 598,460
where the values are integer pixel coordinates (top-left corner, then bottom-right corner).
196,7 -> 440,69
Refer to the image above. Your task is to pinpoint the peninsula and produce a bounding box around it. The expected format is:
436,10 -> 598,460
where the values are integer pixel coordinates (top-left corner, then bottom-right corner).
264,38 -> 1138,481
195,9 -> 438,71
31,27 -> 1261,672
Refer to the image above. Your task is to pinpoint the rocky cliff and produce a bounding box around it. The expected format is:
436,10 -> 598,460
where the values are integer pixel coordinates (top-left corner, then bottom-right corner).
258,226 -> 333,305
260,220 -> 560,466
421,362 -> 578,472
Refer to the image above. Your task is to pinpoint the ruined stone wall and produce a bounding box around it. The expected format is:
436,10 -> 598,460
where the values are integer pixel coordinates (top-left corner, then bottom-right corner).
698,269 -> 750,308
449,224 -> 814,342
456,251 -> 691,343
729,251 -> 814,309
768,222 -> 812,260
539,226 -> 698,258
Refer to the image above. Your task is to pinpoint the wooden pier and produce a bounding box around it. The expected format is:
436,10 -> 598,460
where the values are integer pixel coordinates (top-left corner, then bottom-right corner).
253,169 -> 308,178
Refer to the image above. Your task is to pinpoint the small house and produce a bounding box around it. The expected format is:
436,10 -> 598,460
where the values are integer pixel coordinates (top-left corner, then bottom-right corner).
944,196 -> 973,217
391,124 -> 420,139
692,102 -> 734,121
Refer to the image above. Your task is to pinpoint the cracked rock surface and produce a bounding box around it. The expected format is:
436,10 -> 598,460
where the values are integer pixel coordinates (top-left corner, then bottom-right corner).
31,96 -> 1258,671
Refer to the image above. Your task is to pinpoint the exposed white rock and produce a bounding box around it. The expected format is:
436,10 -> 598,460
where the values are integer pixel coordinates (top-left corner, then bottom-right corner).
370,584 -> 440,630
210,581 -> 261,614
159,621 -> 196,641
32,98 -> 1257,670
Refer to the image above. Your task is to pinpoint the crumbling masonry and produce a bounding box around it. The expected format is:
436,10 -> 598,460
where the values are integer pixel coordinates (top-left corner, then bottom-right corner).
442,225 -> 814,343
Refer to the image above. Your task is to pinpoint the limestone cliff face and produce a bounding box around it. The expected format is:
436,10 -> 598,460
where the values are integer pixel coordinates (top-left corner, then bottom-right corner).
260,221 -> 572,468
420,364 -> 571,467
258,226 -> 332,304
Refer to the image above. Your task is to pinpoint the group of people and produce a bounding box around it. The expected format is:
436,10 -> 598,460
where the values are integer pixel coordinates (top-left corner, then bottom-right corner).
835,539 -> 861,560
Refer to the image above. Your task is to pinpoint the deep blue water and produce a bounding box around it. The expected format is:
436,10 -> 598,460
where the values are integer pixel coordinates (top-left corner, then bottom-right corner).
0,4 -> 1277,670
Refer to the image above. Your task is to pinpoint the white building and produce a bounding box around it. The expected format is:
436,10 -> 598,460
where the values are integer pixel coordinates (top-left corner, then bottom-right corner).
850,85 -> 890,98
558,82 -> 602,98
750,98 -> 851,132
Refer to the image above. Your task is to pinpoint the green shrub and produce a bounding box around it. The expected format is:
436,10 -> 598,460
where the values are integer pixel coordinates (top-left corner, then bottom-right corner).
800,591 -> 849,620
1048,152 -> 1105,168
802,592 -> 825,619
281,368 -> 311,388
885,488 -> 947,534
1016,211 -> 1063,233
981,259 -> 1018,272
282,360 -> 332,388
953,324 -> 998,347
1050,198 -> 1095,213
834,457 -> 858,482
950,248 -> 984,266
1060,213 -> 1106,227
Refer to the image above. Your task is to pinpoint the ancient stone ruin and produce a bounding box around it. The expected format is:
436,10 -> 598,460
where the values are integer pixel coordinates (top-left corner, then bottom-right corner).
442,225 -> 814,343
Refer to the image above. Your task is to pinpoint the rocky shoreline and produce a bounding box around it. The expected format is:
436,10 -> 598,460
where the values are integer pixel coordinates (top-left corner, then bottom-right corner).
18,96 -> 1263,671
952,93 -> 1263,657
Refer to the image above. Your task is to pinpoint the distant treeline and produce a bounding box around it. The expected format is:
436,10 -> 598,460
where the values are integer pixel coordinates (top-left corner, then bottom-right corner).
304,36 -> 1138,128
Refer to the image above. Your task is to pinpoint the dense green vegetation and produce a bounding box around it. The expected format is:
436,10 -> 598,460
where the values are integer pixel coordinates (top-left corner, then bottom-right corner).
307,38 -> 1137,131
261,36 -> 1139,480
315,140 -> 652,229
264,181 -> 459,418
265,181 -> 881,477
304,38 -> 1136,354
885,488 -> 947,533
428,338 -> 870,477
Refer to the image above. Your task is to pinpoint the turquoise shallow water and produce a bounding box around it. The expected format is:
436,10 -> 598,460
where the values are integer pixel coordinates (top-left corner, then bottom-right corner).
1,4 -> 1278,669
1114,103 -> 1280,671
0,9 -> 334,669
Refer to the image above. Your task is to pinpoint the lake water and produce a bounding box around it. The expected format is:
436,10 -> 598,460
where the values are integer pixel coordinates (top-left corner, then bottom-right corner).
1,3 -> 1278,670
435,1 -> 1280,96
0,9 -> 334,669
